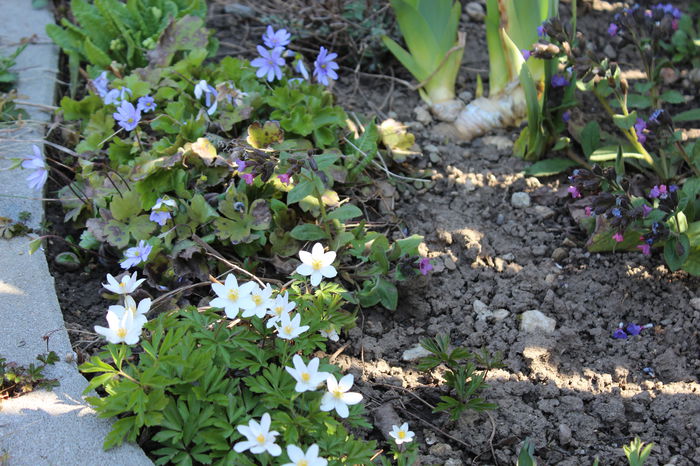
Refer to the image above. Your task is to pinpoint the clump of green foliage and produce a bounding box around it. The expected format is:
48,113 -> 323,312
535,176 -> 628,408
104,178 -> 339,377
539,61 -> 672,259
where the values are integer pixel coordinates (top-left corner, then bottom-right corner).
418,334 -> 501,420
0,351 -> 59,399
0,43 -> 28,122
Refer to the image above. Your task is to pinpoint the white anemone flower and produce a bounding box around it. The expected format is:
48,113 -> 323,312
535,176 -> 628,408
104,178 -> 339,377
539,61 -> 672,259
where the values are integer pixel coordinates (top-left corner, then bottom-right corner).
233,412 -> 281,456
319,374 -> 363,418
320,327 -> 339,342
282,444 -> 328,466
295,243 -> 337,286
265,292 -> 296,328
275,312 -> 309,340
102,272 -> 145,295
284,355 -> 330,393
210,274 -> 257,319
388,423 -> 415,445
108,296 -> 150,326
94,309 -> 144,345
241,283 -> 273,319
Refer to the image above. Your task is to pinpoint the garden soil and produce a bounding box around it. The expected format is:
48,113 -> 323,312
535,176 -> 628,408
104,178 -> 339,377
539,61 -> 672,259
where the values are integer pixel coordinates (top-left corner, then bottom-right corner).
46,0 -> 699,464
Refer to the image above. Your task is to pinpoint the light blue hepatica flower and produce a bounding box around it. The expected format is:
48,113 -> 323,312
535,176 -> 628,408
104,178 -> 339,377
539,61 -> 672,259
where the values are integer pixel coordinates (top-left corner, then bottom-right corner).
251,46 -> 285,82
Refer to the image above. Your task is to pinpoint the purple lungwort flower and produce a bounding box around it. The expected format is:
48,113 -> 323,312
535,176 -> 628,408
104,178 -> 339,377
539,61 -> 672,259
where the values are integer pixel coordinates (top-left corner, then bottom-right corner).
242,173 -> 254,185
626,323 -> 642,336
113,101 -> 141,131
277,173 -> 291,184
612,328 -> 628,339
608,23 -> 619,36
234,159 -> 246,172
637,243 -> 652,255
649,109 -> 664,123
92,71 -> 109,98
22,144 -> 48,191
611,207 -> 622,218
551,75 -> 570,87
251,45 -> 286,82
585,206 -> 593,217
567,185 -> 581,198
103,86 -> 133,106
537,25 -> 545,37
649,185 -> 668,199
613,232 -> 624,243
634,118 -> 647,144
313,46 -> 339,86
419,258 -> 433,275
521,49 -> 532,61
120,240 -> 152,269
642,204 -> 652,217
562,110 -> 571,123
194,80 -> 218,115
262,25 -> 291,49
137,95 -> 156,113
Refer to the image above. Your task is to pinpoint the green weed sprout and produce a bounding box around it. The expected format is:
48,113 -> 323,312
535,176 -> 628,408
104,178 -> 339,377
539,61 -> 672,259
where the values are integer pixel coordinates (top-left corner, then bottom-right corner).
624,437 -> 653,466
382,0 -> 465,105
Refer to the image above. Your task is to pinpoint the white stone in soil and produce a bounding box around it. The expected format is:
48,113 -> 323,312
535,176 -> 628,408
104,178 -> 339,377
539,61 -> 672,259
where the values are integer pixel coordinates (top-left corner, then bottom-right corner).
690,297 -> 700,311
473,299 -> 492,320
401,343 -> 433,361
520,310 -> 556,334
511,192 -> 531,208
414,106 -> 433,125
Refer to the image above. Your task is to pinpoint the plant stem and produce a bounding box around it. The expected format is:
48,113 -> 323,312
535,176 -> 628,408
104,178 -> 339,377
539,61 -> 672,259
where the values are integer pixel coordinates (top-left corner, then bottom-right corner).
675,141 -> 700,177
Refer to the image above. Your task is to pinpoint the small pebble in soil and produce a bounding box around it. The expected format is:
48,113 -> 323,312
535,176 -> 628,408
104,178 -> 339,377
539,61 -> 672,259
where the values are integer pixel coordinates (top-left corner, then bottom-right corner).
690,297 -> 700,311
465,1 -> 485,21
496,213 -> 505,225
458,90 -> 473,102
401,343 -> 432,361
559,424 -> 572,445
493,309 -> 510,320
511,192 -> 531,208
414,106 -> 433,125
551,247 -> 568,262
429,443 -> 453,458
532,205 -> 555,219
473,299 -> 491,320
520,310 -> 557,334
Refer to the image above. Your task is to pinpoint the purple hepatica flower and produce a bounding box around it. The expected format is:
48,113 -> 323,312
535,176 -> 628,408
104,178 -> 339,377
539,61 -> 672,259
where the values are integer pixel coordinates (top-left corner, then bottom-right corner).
419,258 -> 433,275
242,173 -> 254,185
149,197 -> 176,226
277,173 -> 291,184
638,243 -> 652,255
626,323 -> 642,336
262,25 -> 291,49
120,240 -> 152,269
150,211 -> 170,226
567,185 -> 581,198
642,204 -> 652,217
521,49 -> 532,61
537,25 -> 545,37
608,23 -> 619,36
634,118 -> 647,144
562,110 -> 571,123
113,101 -> 141,131
313,46 -> 339,86
136,95 -> 156,113
294,57 -> 310,80
91,71 -> 109,98
22,144 -> 48,191
613,232 -> 624,243
613,328 -> 628,339
251,45 -> 286,82
194,80 -> 218,115
551,75 -> 570,87
104,86 -> 132,106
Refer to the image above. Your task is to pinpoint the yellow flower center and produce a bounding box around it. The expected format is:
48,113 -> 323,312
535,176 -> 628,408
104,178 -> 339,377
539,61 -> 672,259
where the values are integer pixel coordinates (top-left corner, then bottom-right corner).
119,282 -> 126,288
252,295 -> 263,306
256,434 -> 265,444
301,372 -> 310,382
127,118 -> 134,123
298,461 -> 309,466
398,431 -> 406,439
311,259 -> 323,271
332,388 -> 343,399
116,327 -> 128,338
127,305 -> 137,315
283,325 -> 293,335
274,306 -> 283,316
227,289 -> 238,301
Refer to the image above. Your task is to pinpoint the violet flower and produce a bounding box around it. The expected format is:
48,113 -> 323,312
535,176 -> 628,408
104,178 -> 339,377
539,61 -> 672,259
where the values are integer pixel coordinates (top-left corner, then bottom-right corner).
419,258 -> 433,275
137,95 -> 156,113
626,323 -> 642,336
608,23 -> 619,36
613,328 -> 627,339
251,46 -> 286,82
634,118 -> 647,144
113,101 -> 141,131
234,159 -> 246,172
262,25 -> 291,49
313,46 -> 339,86
21,144 -> 48,191
120,240 -> 152,269
567,185 -> 581,198
551,75 -> 570,87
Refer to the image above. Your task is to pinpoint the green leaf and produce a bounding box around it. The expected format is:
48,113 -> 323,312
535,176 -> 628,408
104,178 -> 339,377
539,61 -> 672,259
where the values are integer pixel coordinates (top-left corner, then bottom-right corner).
28,237 -> 42,255
612,111 -> 638,130
524,158 -> 579,177
83,36 -> 111,67
110,189 -> 142,221
664,235 -> 690,271
589,146 -> 647,162
327,204 -> 363,222
188,194 -> 217,224
660,90 -> 685,104
581,121 -> 601,157
289,224 -> 328,241
287,179 -> 316,205
673,108 -> 700,122
128,215 -> 157,240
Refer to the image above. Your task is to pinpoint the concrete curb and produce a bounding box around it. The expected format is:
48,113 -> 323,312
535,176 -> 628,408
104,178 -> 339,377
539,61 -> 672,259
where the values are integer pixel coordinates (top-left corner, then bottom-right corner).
0,2 -> 152,464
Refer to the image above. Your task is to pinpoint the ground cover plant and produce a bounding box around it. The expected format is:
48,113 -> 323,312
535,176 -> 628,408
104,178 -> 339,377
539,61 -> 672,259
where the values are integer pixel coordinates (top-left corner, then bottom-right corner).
16,0 -> 700,464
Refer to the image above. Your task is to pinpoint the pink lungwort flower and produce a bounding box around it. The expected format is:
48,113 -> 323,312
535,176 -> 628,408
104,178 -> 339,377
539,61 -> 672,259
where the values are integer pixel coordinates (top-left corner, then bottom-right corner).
612,232 -> 624,243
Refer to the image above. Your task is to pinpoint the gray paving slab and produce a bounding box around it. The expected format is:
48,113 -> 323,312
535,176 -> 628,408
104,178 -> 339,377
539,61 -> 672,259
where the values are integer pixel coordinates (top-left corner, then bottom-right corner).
0,1 -> 151,464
